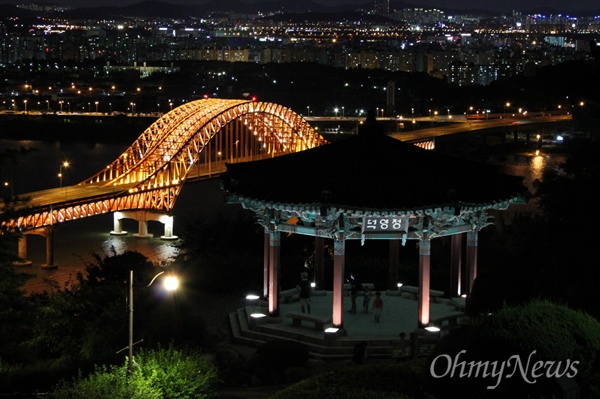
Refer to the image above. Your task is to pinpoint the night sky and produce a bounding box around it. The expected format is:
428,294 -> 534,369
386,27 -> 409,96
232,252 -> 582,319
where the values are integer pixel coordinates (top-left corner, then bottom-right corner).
1,0 -> 599,14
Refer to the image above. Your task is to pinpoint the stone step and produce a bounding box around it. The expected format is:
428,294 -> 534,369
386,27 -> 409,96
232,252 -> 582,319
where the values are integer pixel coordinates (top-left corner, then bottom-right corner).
231,307 -> 411,361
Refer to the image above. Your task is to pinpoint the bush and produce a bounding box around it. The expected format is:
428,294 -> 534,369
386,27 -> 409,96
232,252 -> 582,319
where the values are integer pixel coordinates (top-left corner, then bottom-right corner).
48,346 -> 219,399
250,340 -> 309,385
428,299 -> 600,398
268,360 -> 430,399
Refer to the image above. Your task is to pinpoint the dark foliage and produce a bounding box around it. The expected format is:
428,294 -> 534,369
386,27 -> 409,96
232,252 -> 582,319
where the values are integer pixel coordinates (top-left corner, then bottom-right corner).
269,359 -> 429,399
428,300 -> 600,399
249,340 -> 309,385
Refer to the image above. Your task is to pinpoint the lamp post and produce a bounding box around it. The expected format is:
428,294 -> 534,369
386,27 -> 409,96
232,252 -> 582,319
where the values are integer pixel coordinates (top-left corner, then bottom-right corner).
58,161 -> 69,187
126,270 -> 178,373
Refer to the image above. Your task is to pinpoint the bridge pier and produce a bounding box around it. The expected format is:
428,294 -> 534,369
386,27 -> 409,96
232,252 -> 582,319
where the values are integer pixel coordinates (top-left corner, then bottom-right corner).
12,236 -> 33,267
41,226 -> 58,269
110,211 -> 178,240
132,212 -> 153,239
110,211 -> 128,235
12,227 -> 57,269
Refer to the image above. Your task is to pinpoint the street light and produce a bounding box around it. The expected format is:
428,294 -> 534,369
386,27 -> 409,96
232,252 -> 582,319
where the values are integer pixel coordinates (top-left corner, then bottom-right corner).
125,269 -> 178,372
24,100 -> 27,113
3,180 -> 13,197
95,101 -> 99,113
58,161 -> 69,187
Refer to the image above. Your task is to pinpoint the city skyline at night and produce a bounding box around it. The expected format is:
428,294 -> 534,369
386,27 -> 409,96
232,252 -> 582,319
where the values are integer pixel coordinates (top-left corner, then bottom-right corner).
1,0 -> 599,14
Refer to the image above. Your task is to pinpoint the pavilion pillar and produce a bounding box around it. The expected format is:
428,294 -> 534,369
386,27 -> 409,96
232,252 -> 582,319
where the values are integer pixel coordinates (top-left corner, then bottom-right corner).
314,236 -> 325,290
450,234 -> 463,297
418,237 -> 431,328
388,239 -> 400,290
263,231 -> 270,298
466,231 -> 479,297
268,230 -> 281,317
332,237 -> 345,329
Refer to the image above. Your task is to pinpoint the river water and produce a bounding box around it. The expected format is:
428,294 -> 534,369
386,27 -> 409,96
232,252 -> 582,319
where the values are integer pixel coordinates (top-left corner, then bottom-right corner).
1,137 -> 567,293
1,139 -> 230,293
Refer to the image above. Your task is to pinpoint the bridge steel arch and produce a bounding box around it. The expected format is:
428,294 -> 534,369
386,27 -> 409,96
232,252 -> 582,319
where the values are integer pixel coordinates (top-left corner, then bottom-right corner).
7,99 -> 326,231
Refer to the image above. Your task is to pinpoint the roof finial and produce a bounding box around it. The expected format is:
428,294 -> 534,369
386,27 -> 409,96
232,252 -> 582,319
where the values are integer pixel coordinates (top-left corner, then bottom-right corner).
358,109 -> 384,136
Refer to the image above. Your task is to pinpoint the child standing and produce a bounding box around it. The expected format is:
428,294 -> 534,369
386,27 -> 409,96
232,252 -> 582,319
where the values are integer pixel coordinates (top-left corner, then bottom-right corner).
372,291 -> 383,322
362,287 -> 372,313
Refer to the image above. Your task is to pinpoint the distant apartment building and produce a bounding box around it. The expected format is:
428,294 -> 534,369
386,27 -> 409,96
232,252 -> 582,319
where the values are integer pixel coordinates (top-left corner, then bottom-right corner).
373,0 -> 390,16
0,9 -> 596,86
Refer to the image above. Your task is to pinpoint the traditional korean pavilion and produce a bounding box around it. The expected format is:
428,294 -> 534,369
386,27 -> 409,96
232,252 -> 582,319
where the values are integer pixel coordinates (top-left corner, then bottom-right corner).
222,113 -> 527,330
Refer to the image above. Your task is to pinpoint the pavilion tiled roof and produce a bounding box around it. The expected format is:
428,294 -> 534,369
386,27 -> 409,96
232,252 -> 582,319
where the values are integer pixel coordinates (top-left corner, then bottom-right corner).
222,121 -> 527,211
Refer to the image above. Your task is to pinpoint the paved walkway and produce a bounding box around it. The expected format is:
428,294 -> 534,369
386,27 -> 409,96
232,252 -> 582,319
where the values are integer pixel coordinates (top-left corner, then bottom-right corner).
253,290 -> 464,340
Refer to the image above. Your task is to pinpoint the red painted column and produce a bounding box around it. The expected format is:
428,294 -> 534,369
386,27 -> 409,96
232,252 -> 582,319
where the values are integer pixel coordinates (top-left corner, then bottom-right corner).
263,231 -> 270,298
466,231 -> 478,297
418,238 -> 431,328
314,236 -> 325,290
388,240 -> 400,290
332,238 -> 345,328
268,230 -> 281,317
451,234 -> 463,297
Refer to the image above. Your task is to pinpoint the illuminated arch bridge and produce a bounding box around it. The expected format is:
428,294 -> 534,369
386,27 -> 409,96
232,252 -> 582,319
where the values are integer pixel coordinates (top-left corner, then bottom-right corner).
6,99 -> 326,240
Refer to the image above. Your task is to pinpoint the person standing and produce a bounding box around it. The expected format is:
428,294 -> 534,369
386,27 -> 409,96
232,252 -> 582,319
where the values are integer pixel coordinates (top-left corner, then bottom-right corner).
362,286 -> 372,313
373,291 -> 383,322
349,281 -> 360,314
296,272 -> 311,314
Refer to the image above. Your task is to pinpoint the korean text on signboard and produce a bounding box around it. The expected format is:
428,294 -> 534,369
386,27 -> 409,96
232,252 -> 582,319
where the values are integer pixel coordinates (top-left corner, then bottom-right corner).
362,217 -> 408,233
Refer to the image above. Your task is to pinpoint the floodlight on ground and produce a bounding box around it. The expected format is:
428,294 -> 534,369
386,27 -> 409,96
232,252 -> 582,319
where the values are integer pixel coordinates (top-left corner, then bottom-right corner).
425,325 -> 441,332
246,294 -> 260,300
310,282 -> 316,288
325,327 -> 339,334
250,313 -> 267,319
